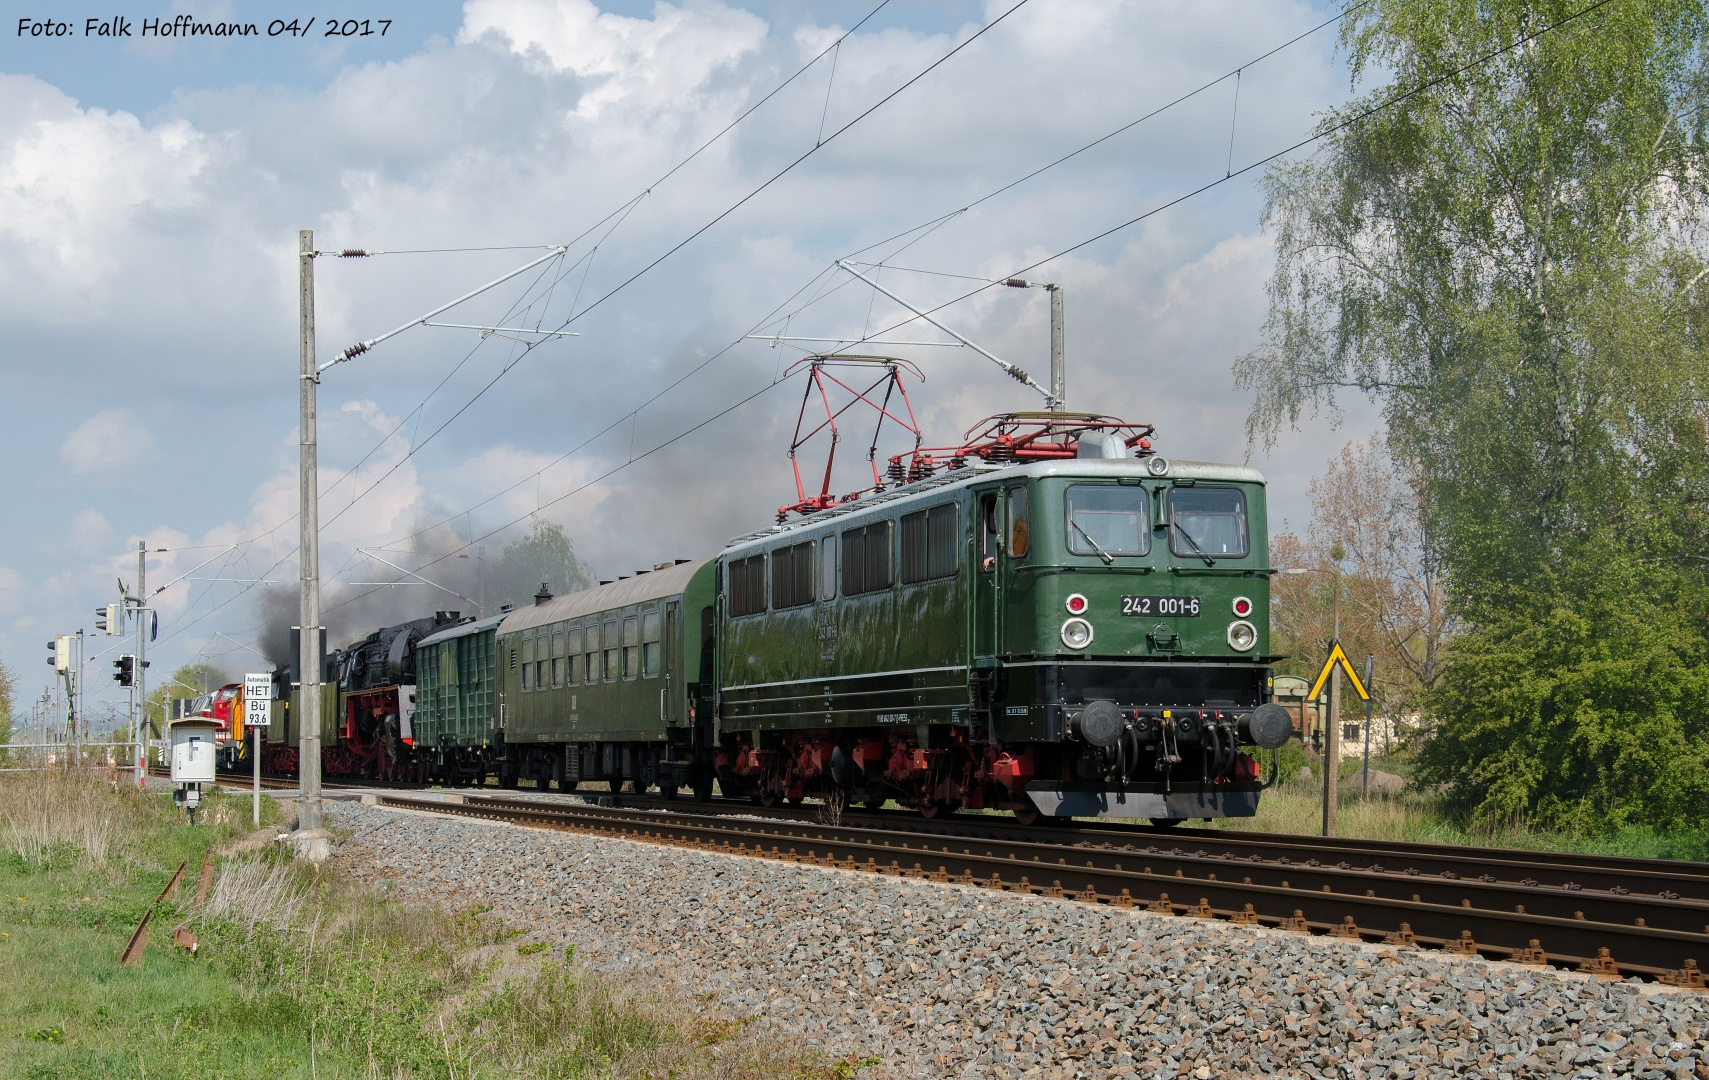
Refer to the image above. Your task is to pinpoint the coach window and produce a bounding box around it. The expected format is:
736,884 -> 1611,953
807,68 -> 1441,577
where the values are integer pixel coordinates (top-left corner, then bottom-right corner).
603,620 -> 620,681
622,616 -> 640,679
585,625 -> 600,687
1066,484 -> 1150,558
550,627 -> 565,688
819,535 -> 837,600
1167,486 -> 1248,560
727,553 -> 767,617
841,520 -> 893,595
771,542 -> 815,609
566,626 -> 583,685
901,504 -> 958,584
641,610 -> 662,677
520,633 -> 534,690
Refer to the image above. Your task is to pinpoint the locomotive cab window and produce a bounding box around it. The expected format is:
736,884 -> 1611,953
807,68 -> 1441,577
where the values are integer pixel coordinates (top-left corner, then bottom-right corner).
641,610 -> 662,677
1066,484 -> 1151,557
1167,486 -> 1249,559
1007,486 -> 1030,558
900,503 -> 957,584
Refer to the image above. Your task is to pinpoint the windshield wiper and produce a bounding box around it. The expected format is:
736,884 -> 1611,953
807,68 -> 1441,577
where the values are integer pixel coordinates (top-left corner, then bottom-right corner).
1171,521 -> 1217,566
1070,519 -> 1115,565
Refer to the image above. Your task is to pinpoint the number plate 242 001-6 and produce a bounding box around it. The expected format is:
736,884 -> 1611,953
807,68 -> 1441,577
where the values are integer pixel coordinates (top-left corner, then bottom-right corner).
1120,595 -> 1201,617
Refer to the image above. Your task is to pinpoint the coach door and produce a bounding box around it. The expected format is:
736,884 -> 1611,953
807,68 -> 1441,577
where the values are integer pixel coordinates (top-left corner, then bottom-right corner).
662,600 -> 682,727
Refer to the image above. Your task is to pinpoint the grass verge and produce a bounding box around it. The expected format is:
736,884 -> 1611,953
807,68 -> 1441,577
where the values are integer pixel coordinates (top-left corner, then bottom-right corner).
1,773 -> 840,1079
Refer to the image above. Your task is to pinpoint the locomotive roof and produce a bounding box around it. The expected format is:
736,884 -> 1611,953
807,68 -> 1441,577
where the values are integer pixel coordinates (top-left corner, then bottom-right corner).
417,611 -> 506,649
497,556 -> 715,635
725,457 -> 1266,549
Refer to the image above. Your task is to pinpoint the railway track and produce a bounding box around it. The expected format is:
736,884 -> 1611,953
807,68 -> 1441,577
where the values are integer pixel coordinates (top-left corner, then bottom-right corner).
371,791 -> 1709,985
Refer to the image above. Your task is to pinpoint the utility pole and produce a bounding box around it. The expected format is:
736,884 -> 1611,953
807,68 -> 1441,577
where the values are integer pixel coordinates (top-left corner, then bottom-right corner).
1321,559 -> 1343,838
74,631 -> 85,768
134,541 -> 147,788
1047,283 -> 1064,412
298,228 -> 324,834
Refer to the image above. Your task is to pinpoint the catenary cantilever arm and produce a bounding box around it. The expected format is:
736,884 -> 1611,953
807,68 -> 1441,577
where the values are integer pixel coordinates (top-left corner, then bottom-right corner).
316,246 -> 569,374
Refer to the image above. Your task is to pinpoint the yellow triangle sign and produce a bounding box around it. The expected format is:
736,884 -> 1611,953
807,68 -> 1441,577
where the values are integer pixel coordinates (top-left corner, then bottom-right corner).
1308,641 -> 1370,702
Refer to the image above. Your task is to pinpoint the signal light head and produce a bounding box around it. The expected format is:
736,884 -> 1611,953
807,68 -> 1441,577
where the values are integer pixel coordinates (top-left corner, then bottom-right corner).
1065,593 -> 1089,615
1232,596 -> 1253,618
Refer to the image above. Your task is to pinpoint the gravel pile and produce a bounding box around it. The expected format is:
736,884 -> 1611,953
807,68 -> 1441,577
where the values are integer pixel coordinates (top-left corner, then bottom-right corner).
327,801 -> 1709,1079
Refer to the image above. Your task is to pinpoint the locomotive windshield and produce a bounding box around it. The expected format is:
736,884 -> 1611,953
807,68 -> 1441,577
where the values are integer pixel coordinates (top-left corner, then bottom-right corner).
1065,484 -> 1151,556
1168,486 -> 1249,559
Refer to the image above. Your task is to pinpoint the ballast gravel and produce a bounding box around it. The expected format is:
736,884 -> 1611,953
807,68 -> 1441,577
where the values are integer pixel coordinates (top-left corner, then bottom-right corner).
325,800 -> 1709,1079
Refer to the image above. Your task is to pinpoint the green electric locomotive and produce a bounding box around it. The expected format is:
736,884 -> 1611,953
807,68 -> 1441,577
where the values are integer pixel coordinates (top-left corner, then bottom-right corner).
410,417 -> 1292,822
714,446 -> 1291,824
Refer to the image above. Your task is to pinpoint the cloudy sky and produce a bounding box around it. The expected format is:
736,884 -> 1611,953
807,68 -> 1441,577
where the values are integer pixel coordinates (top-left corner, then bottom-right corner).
0,0 -> 1380,726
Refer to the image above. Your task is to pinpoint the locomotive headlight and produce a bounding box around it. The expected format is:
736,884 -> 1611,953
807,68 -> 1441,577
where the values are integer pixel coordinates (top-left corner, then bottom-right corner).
1227,620 -> 1258,652
1146,456 -> 1170,477
1061,617 -> 1094,650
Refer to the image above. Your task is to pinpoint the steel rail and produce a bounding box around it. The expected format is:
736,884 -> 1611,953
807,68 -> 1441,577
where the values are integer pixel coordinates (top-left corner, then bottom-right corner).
506,790 -> 1709,898
374,793 -> 1709,985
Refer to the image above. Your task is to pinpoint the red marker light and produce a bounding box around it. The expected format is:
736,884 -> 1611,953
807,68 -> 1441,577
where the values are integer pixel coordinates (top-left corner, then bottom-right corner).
1066,593 -> 1089,615
1232,596 -> 1253,618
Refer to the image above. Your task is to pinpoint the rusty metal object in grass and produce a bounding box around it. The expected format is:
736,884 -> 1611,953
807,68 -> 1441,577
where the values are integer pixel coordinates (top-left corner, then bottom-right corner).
194,860 -> 214,906
171,923 -> 198,953
120,860 -> 188,965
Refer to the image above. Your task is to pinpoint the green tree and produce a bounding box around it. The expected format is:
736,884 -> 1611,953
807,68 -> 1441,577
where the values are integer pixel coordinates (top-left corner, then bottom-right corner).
0,656 -> 15,764
488,520 -> 594,612
144,662 -> 231,731
1238,0 -> 1709,831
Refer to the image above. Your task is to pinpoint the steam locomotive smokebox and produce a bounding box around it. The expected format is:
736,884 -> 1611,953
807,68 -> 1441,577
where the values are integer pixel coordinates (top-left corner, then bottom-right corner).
169,718 -> 219,783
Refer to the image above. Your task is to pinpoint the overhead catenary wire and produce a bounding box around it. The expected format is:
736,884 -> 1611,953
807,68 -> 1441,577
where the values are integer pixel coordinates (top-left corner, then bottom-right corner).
198,0 -> 902,574
843,0 -> 1620,357
155,0 -> 1473,647
147,0 -> 1365,645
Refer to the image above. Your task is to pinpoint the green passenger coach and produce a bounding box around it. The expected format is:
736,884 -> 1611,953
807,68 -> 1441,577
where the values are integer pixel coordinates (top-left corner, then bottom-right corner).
489,558 -> 719,797
712,453 -> 1292,824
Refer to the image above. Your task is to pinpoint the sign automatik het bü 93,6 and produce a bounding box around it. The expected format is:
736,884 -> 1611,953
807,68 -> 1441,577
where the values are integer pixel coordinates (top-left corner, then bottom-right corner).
244,674 -> 272,728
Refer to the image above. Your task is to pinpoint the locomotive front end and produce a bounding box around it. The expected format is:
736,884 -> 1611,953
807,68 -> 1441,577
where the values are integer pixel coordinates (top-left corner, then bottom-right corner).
982,460 -> 1290,822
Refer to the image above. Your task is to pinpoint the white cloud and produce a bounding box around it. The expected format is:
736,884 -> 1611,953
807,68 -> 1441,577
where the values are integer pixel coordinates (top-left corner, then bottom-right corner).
69,509 -> 116,557
0,0 -> 1363,689
59,409 -> 156,478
